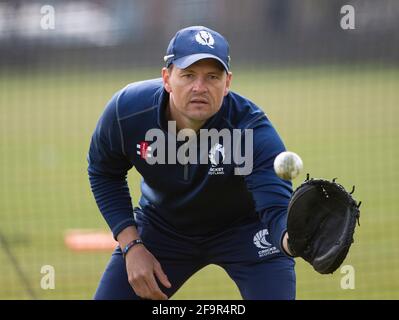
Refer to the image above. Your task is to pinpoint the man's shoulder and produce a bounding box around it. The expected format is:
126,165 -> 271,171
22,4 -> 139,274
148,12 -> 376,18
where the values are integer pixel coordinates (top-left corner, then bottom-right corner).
114,78 -> 164,119
225,91 -> 268,129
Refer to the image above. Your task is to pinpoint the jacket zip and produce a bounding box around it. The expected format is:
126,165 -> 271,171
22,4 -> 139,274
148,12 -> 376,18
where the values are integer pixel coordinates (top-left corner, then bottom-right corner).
183,144 -> 189,181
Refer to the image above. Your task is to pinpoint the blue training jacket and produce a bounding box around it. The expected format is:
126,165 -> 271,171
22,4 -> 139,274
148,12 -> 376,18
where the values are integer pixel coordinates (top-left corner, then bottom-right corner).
87,78 -> 292,252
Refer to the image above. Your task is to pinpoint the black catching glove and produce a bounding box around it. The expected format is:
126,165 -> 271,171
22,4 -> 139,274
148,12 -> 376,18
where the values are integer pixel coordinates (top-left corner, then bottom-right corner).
287,175 -> 361,274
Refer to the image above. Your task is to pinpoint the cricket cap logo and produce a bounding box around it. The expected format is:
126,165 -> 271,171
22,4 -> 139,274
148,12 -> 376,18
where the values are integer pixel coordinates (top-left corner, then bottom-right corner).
209,143 -> 225,167
253,229 -> 272,249
195,31 -> 215,48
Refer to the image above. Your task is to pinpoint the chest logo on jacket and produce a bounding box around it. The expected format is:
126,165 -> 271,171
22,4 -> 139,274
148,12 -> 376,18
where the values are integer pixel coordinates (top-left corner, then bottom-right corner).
208,143 -> 225,175
136,142 -> 152,160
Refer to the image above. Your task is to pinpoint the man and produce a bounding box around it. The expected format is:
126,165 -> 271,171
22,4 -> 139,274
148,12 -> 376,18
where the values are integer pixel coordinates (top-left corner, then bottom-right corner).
88,26 -> 295,300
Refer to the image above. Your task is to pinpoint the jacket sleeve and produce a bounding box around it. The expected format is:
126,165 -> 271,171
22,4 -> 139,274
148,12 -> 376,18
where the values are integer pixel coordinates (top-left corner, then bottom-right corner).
87,91 -> 136,240
243,115 -> 293,254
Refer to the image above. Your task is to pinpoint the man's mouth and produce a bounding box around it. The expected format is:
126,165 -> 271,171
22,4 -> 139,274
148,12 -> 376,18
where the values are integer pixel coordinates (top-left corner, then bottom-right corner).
190,98 -> 208,104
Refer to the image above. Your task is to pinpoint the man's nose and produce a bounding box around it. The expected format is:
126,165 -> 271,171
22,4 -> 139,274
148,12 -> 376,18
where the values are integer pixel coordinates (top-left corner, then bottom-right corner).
192,77 -> 208,93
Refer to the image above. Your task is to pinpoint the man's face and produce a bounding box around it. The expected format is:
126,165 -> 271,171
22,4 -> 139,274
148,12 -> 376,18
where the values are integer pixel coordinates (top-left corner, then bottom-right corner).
162,58 -> 232,123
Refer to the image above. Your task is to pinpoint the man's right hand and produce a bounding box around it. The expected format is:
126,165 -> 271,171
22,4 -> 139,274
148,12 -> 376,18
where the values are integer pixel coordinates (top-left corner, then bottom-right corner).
117,226 -> 171,300
124,244 -> 171,300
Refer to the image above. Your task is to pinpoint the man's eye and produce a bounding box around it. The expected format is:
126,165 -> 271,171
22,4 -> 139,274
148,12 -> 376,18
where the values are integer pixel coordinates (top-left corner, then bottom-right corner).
183,74 -> 194,78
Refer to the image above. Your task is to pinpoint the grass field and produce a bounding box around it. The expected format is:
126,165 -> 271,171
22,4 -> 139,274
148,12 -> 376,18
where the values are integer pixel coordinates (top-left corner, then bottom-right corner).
1,64 -> 398,299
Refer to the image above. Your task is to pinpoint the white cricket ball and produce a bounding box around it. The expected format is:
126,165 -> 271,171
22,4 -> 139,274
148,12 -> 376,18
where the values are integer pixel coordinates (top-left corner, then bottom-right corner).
273,151 -> 303,180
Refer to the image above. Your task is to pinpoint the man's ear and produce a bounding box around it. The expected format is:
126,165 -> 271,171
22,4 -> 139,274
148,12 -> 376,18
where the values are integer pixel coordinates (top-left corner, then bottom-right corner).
162,67 -> 172,93
224,71 -> 233,96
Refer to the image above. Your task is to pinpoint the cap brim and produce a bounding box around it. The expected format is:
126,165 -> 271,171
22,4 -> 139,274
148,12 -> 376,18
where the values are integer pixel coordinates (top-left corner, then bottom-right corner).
173,53 -> 229,71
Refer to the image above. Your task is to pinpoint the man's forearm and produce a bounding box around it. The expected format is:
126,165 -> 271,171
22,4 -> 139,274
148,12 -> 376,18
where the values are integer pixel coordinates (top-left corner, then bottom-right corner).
88,170 -> 136,239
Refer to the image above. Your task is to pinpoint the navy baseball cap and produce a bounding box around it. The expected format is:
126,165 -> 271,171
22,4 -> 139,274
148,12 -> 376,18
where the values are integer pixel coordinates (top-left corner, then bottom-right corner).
164,26 -> 230,72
